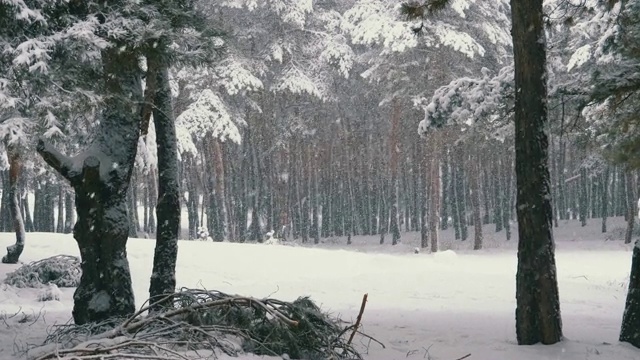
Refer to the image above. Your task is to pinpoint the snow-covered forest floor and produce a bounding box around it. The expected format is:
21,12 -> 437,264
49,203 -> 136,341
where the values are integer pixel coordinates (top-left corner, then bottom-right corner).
0,217 -> 638,360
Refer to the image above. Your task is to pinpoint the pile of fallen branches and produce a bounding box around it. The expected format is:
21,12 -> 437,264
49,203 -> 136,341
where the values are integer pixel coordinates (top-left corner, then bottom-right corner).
4,255 -> 80,288
29,288 -> 374,360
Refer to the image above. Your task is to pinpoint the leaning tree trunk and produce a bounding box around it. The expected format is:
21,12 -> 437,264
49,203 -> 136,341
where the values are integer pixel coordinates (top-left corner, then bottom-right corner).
37,47 -> 141,325
511,0 -> 563,345
2,147 -> 26,264
148,50 -> 180,311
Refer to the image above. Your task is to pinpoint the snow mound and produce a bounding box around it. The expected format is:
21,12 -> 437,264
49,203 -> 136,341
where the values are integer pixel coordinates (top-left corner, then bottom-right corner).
433,249 -> 458,260
4,255 -> 81,288
37,283 -> 63,302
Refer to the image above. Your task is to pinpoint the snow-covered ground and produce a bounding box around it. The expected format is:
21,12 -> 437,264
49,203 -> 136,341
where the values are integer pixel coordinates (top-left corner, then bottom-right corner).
0,217 -> 638,359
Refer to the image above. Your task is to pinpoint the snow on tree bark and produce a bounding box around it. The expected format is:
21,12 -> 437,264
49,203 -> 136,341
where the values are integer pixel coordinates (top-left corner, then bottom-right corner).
148,50 -> 180,311
2,146 -> 25,264
511,0 -> 563,345
37,47 -> 141,325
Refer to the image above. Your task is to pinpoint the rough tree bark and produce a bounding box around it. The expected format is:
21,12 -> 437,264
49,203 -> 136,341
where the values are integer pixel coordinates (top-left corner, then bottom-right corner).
148,49 -> 180,310
511,0 -> 563,345
37,47 -> 141,325
2,146 -> 26,264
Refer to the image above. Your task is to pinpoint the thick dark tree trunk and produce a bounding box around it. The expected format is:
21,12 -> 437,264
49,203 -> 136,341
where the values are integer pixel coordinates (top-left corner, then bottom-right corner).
621,242 -> 640,346
2,148 -> 26,264
37,47 -> 141,325
511,0 -> 563,345
148,52 -> 180,310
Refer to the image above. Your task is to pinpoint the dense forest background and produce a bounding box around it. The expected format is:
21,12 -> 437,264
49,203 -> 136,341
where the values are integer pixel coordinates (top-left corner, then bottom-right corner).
0,0 -> 632,249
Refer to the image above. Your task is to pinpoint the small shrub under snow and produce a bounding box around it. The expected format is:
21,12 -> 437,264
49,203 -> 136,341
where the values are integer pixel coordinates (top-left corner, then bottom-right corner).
37,283 -> 63,302
4,255 -> 81,288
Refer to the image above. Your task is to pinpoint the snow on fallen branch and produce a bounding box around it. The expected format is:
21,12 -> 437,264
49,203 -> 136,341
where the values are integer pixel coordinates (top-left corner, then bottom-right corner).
30,288 -> 374,359
4,255 -> 80,288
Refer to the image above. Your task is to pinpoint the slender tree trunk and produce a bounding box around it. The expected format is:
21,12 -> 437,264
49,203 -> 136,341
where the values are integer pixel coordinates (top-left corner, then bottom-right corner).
0,171 -> 10,232
429,135 -> 440,253
24,191 -> 34,232
56,185 -> 64,233
127,179 -> 138,237
471,155 -> 483,250
212,138 -> 230,241
441,147 -> 450,230
602,167 -> 610,233
148,51 -> 181,310
625,170 -> 636,245
37,47 -> 141,325
579,167 -> 588,227
2,148 -> 26,264
64,191 -> 74,234
511,0 -> 563,345
389,98 -> 401,245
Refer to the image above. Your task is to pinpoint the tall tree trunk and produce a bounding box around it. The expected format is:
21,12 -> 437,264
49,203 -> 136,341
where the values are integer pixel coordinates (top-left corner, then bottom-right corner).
579,167 -> 588,227
185,158 -> 199,240
471,155 -> 483,250
441,147 -> 450,230
148,51 -> 180,310
602,167 -> 610,233
147,170 -> 157,234
64,191 -> 74,234
429,134 -> 440,253
24,191 -> 34,232
621,244 -> 640,346
625,170 -> 636,245
127,179 -> 138,237
212,138 -> 230,241
0,171 -> 10,232
389,98 -> 401,245
56,185 -> 64,233
2,147 -> 26,264
511,0 -> 563,345
37,47 -> 141,325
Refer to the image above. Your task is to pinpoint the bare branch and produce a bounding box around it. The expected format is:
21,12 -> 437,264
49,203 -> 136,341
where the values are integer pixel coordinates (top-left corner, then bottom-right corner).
36,139 -> 77,184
